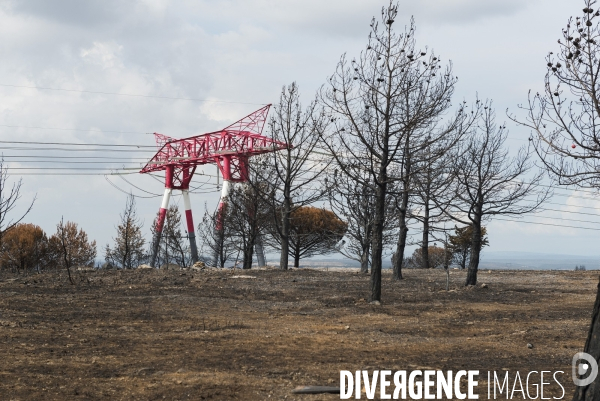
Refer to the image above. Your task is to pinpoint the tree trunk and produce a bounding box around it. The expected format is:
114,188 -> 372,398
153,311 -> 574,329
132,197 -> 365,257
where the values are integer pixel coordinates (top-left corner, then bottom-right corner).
421,202 -> 430,269
573,277 -> 600,401
465,216 -> 482,286
279,195 -> 291,270
370,181 -> 386,301
293,247 -> 300,268
393,184 -> 410,279
242,245 -> 253,269
360,246 -> 369,274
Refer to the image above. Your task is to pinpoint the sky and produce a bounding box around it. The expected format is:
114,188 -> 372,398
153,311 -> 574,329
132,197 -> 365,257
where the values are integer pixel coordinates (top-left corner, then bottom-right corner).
0,0 -> 598,262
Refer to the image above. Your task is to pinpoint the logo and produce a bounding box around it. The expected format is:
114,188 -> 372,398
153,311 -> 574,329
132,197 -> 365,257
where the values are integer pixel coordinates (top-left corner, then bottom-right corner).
572,352 -> 598,386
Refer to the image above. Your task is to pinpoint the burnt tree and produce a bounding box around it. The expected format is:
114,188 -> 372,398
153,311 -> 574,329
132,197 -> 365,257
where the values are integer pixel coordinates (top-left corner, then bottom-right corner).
450,103 -> 547,286
261,83 -> 329,270
319,2 -> 470,300
509,2 -> 600,398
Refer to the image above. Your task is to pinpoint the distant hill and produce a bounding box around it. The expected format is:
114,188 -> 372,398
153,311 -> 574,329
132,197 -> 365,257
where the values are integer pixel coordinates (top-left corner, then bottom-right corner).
478,251 -> 600,270
287,252 -> 600,270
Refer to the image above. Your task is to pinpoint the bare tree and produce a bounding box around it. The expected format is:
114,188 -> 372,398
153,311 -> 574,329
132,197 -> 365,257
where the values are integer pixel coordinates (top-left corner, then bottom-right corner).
447,103 -> 548,286
164,205 -> 192,268
49,218 -> 97,285
511,0 -> 600,189
319,3 -> 469,301
197,204 -> 236,268
0,158 -> 35,247
105,194 -> 146,269
509,3 -> 600,398
328,168 -> 394,273
226,184 -> 271,269
408,143 -> 459,270
259,82 -> 329,270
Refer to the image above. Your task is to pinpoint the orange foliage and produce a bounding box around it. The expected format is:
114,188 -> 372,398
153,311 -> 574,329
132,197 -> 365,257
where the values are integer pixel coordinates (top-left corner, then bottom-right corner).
288,206 -> 347,266
1,223 -> 48,272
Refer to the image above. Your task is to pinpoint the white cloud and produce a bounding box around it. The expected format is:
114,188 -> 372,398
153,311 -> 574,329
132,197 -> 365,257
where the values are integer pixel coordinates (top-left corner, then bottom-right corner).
80,42 -> 124,69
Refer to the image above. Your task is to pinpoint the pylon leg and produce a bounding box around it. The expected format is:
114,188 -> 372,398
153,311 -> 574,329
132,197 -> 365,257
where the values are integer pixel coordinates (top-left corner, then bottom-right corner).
150,188 -> 172,268
182,189 -> 199,264
213,179 -> 231,267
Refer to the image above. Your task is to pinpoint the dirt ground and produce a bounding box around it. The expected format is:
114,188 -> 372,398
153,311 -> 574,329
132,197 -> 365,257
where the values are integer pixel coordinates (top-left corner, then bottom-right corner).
0,266 -> 596,400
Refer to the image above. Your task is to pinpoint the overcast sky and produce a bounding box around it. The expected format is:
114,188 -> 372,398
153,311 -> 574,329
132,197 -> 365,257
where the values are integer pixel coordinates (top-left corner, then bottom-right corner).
0,0 -> 597,263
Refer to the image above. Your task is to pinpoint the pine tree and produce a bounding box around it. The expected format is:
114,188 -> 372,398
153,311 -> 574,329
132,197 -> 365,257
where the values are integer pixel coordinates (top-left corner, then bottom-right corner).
48,218 -> 97,284
105,194 -> 146,269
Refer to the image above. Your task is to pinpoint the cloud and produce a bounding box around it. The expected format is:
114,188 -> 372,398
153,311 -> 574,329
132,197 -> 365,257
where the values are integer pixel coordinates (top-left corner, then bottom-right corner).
80,42 -> 124,69
7,0 -> 126,26
396,0 -> 531,25
0,0 -> 592,259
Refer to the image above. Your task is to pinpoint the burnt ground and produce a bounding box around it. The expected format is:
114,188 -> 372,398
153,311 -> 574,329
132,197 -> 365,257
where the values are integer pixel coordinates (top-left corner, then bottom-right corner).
0,266 -> 596,400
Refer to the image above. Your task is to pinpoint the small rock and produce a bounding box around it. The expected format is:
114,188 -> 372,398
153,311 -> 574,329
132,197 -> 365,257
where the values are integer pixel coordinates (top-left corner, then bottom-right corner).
481,283 -> 488,288
527,343 -> 533,349
345,325 -> 350,330
370,300 -> 381,306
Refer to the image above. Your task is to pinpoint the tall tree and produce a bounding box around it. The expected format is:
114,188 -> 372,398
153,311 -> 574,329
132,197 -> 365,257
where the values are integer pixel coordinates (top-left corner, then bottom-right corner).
48,219 -> 97,284
319,3 -> 469,300
512,0 -> 600,189
105,194 -> 146,269
448,103 -> 547,286
408,142 -> 460,270
258,83 -> 329,271
510,2 -> 600,398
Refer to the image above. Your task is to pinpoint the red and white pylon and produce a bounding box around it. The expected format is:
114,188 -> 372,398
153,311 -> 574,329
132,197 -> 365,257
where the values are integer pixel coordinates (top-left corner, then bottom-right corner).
212,155 -> 266,267
150,166 -> 199,268
141,104 -> 286,268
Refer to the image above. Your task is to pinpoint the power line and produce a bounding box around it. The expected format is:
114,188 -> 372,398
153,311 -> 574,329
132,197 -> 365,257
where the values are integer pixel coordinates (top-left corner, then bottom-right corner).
537,207 -> 600,218
529,212 -> 600,226
3,160 -> 144,165
14,172 -> 138,176
0,155 -> 150,160
494,217 -> 600,231
105,175 -> 160,199
545,200 -> 600,212
4,167 -> 139,171
0,83 -> 267,105
549,191 -> 600,202
0,147 -> 153,152
0,124 -> 151,135
0,140 -> 154,148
